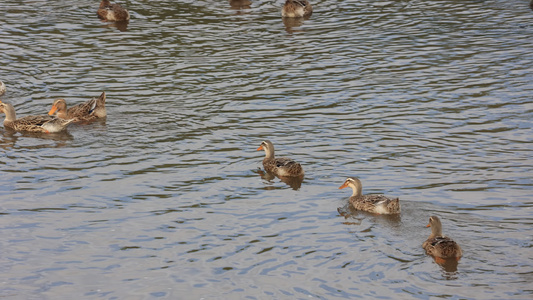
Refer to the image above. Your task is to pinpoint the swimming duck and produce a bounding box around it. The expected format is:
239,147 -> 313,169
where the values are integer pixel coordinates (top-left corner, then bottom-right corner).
97,0 -> 130,21
0,101 -> 74,133
282,0 -> 312,18
423,216 -> 462,260
257,140 -> 304,177
338,177 -> 401,214
0,80 -> 6,96
48,92 -> 107,122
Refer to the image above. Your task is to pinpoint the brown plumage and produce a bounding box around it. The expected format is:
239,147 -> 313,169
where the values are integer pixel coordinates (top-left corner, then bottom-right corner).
48,92 -> 106,122
97,0 -> 130,21
338,177 -> 401,214
282,0 -> 313,18
0,80 -> 6,96
423,216 -> 462,260
257,140 -> 304,177
0,101 -> 74,133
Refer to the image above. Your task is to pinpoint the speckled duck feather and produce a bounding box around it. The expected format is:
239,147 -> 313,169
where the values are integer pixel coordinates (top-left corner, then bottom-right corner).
282,0 -> 313,18
49,92 -> 106,122
339,177 -> 400,214
97,0 -> 130,21
258,140 -> 304,177
423,216 -> 462,259
1,101 -> 74,133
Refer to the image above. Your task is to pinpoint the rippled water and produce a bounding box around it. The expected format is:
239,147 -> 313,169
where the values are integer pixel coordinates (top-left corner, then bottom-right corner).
1,0 -> 532,298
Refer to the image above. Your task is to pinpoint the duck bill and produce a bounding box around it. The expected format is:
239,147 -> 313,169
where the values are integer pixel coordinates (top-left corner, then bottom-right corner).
426,223 -> 431,228
338,182 -> 349,189
256,145 -> 263,151
48,105 -> 58,115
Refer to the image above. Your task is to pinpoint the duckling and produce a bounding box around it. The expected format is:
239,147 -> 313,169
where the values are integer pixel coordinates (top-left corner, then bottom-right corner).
282,0 -> 312,18
423,216 -> 462,260
48,92 -> 106,122
257,140 -> 304,177
0,101 -> 74,133
338,177 -> 400,214
97,0 -> 130,21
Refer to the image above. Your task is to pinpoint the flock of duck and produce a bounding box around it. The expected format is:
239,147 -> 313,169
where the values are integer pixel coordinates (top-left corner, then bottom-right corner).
0,0 -> 462,266
257,139 -> 463,263
0,81 -> 106,133
95,0 -> 313,21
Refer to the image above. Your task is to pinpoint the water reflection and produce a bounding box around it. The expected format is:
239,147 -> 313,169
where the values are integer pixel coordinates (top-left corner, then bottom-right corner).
282,17 -> 307,34
1,128 -> 73,149
255,168 -> 304,190
229,0 -> 251,11
100,20 -> 129,32
337,203 -> 402,226
432,256 -> 460,276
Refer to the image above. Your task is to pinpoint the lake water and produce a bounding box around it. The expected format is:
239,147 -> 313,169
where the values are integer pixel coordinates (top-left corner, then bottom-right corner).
1,0 -> 532,299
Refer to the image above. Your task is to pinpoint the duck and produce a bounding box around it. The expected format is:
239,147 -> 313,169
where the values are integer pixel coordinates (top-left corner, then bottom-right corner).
423,216 -> 462,260
281,0 -> 313,18
0,101 -> 74,133
48,92 -> 106,122
0,80 -> 6,96
338,177 -> 401,214
257,140 -> 304,177
97,0 -> 130,21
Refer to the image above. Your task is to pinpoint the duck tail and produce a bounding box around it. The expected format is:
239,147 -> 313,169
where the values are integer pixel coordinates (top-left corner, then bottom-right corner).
97,91 -> 106,106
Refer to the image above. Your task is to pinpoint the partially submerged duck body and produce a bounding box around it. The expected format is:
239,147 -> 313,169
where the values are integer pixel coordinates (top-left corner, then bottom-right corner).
0,101 -> 74,133
423,216 -> 462,260
257,140 -> 304,177
339,177 -> 400,214
97,0 -> 130,21
282,0 -> 313,18
48,92 -> 106,122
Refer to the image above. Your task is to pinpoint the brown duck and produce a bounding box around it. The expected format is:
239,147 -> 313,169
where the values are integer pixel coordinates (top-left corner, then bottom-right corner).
423,216 -> 462,260
97,0 -> 130,21
338,177 -> 401,214
48,92 -> 106,122
282,0 -> 313,18
257,140 -> 304,177
0,101 -> 74,133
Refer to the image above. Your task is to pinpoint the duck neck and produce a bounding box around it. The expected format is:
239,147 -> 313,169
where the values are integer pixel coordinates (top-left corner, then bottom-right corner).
429,225 -> 443,239
350,183 -> 362,197
264,148 -> 275,160
57,108 -> 69,119
2,104 -> 16,122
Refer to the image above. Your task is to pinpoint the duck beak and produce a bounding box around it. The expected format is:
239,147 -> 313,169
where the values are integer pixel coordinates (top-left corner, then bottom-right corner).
338,182 -> 349,189
426,223 -> 431,228
257,145 -> 263,151
48,105 -> 58,115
